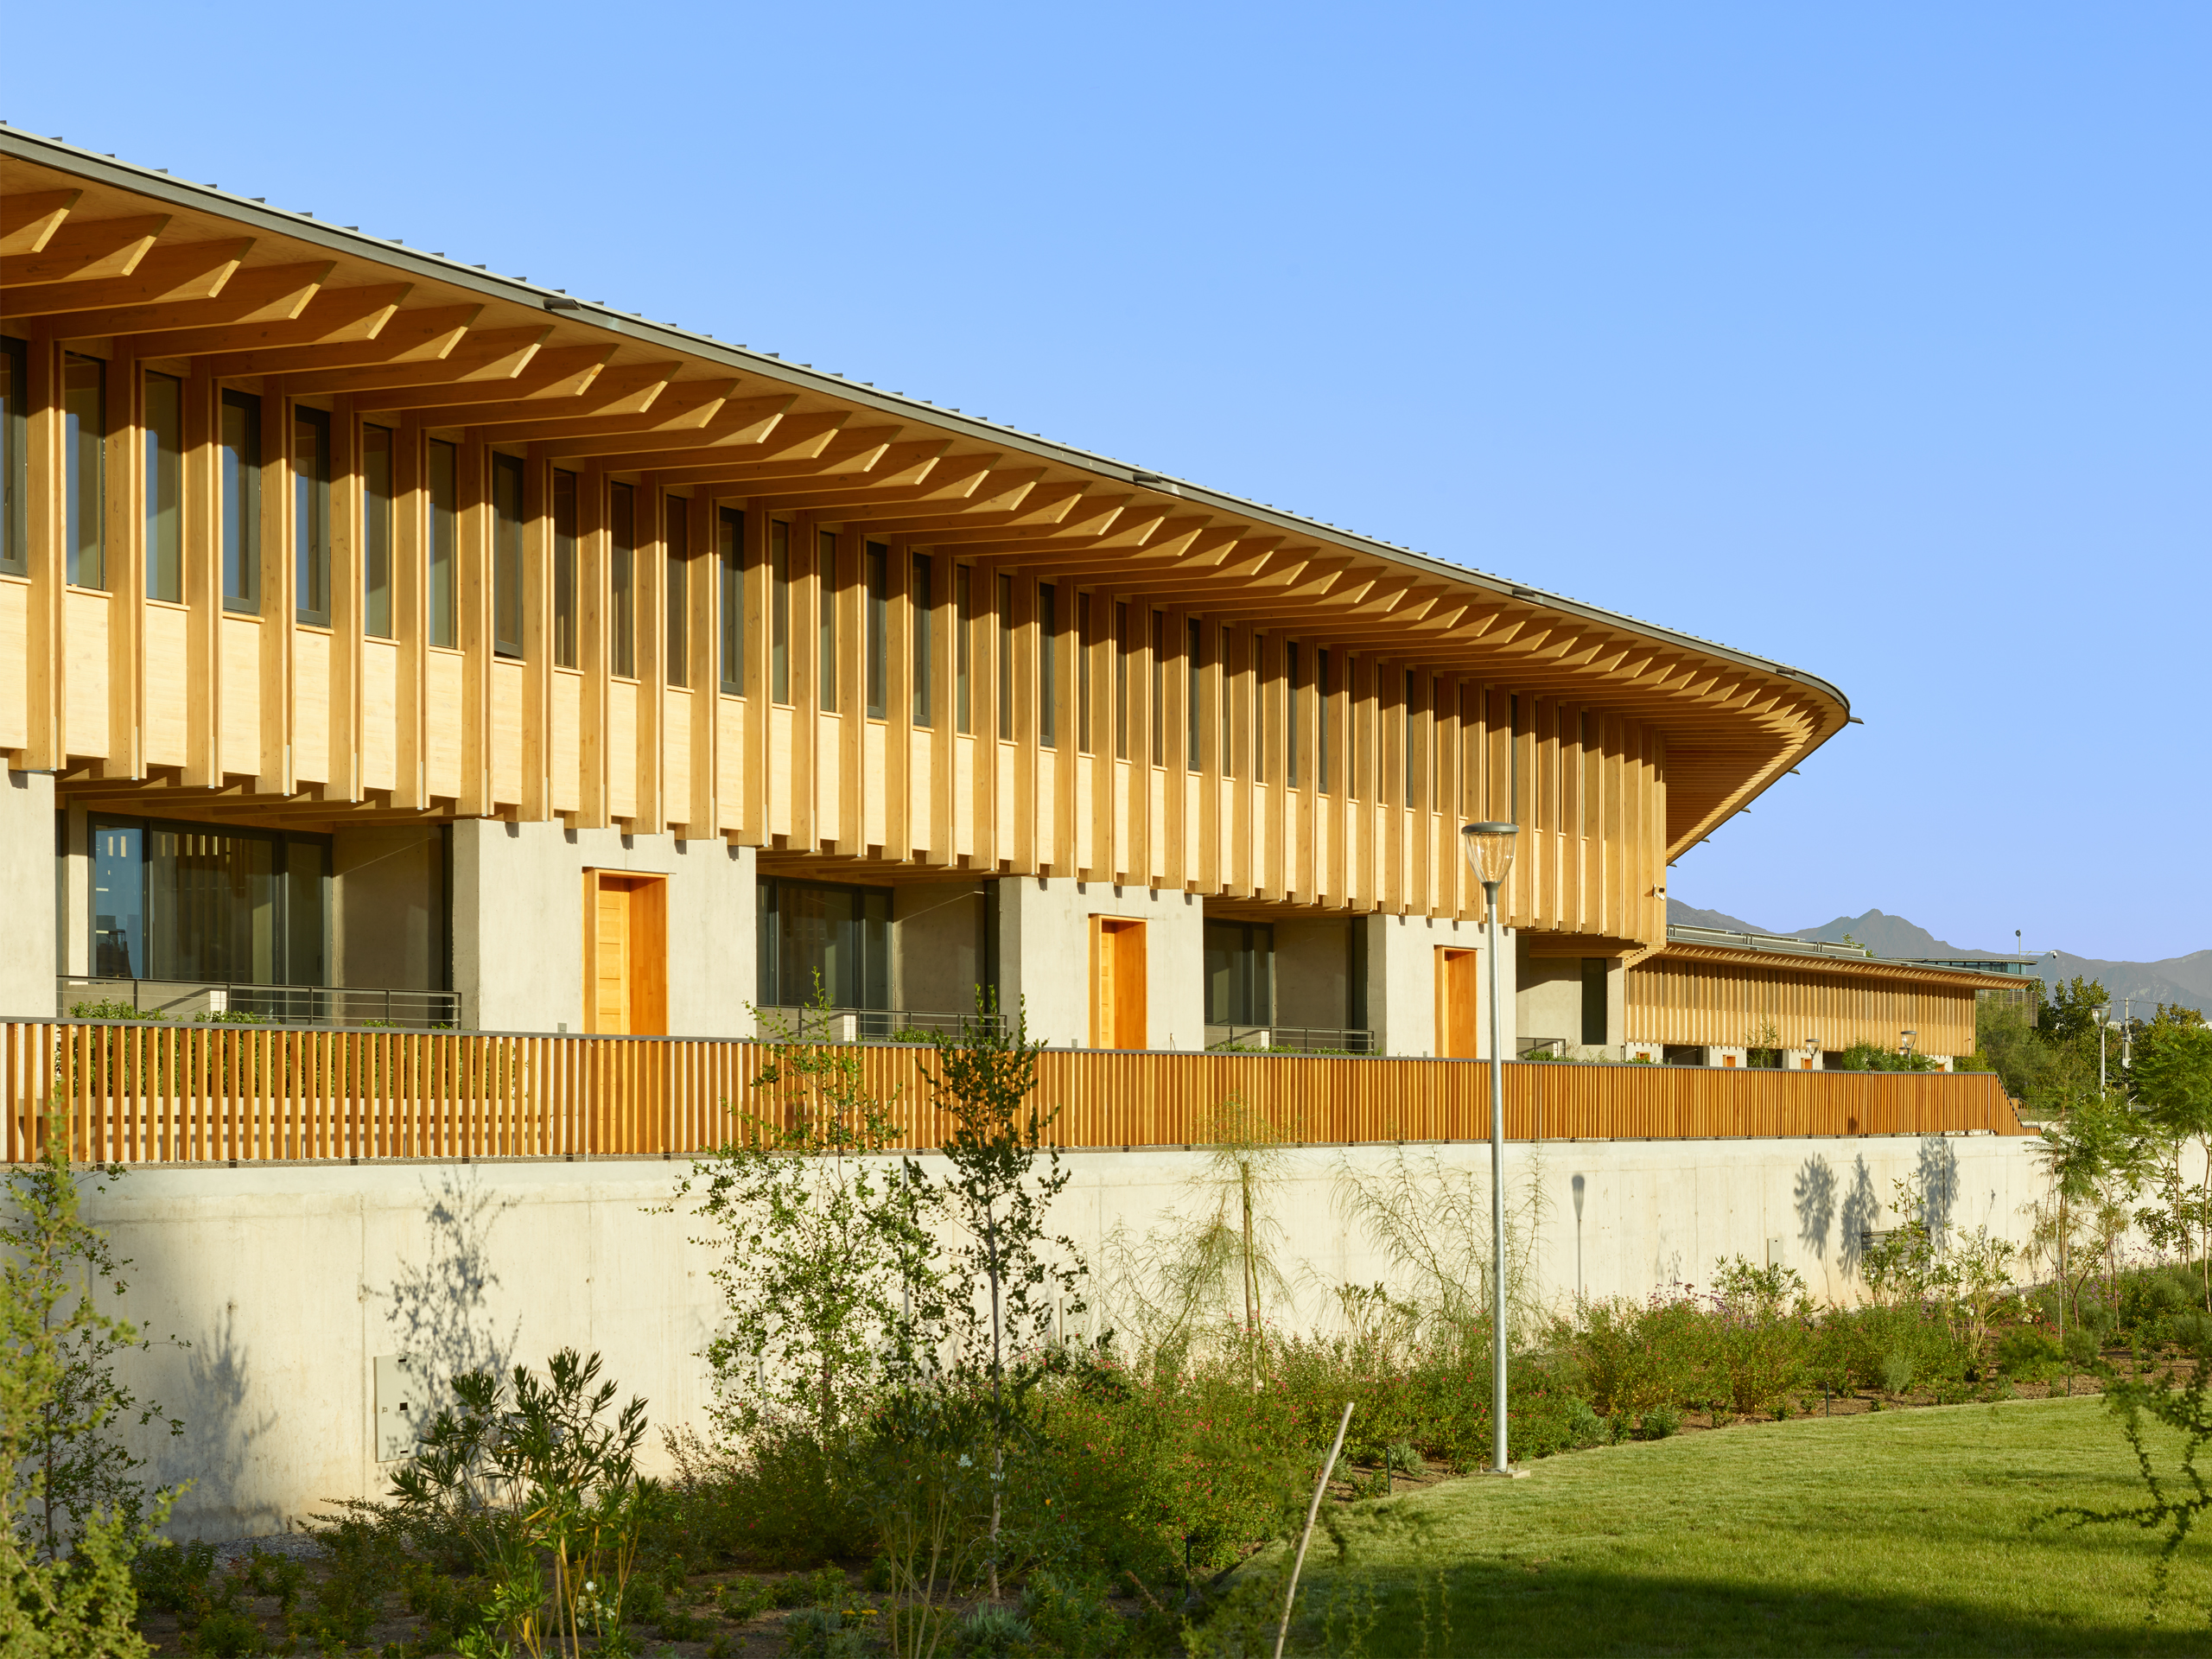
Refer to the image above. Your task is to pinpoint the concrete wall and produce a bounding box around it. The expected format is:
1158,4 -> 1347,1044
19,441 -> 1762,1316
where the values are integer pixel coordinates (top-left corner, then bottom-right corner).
450,823 -> 754,1036
1516,952 -> 1585,1053
892,880 -> 988,1016
333,826 -> 447,991
1274,916 -> 1352,1032
1,768 -> 57,1015
996,877 -> 1205,1049
83,1125 -> 2080,1539
1364,912 -> 1512,1057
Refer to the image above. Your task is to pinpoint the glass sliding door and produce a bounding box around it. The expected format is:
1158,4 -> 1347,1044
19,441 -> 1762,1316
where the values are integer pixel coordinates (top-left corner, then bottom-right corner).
1204,920 -> 1274,1027
89,816 -> 330,987
755,877 -> 891,1010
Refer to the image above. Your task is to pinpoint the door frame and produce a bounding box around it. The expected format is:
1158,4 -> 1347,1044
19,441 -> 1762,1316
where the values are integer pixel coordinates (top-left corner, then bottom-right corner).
1434,944 -> 1479,1059
582,868 -> 669,1034
1089,915 -> 1147,1050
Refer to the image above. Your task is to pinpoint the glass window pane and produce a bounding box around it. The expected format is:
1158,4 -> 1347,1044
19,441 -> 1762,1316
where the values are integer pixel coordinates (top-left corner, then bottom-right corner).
818,530 -> 838,713
363,425 -> 393,638
221,391 -> 260,613
0,335 -> 24,575
428,440 -> 457,648
609,483 -> 634,677
1115,601 -> 1128,761
665,494 -> 688,687
91,819 -> 144,979
1188,620 -> 1203,772
997,575 -> 1014,741
1039,583 -> 1057,748
148,823 -> 277,983
552,469 -> 576,667
64,353 -> 104,590
911,553 -> 932,727
285,839 -> 327,985
718,507 -> 743,693
865,542 -> 887,720
294,407 -> 330,624
954,564 -> 971,734
493,454 -> 524,658
144,372 -> 182,602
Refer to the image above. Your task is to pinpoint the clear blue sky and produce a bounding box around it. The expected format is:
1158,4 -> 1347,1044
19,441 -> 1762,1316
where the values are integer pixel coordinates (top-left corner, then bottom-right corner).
8,3 -> 2205,959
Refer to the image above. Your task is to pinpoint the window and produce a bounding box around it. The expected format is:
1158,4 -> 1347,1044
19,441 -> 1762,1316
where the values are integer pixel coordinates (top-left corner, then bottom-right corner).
1115,601 -> 1128,760
427,439 -> 457,647
144,372 -> 182,602
664,493 -> 688,686
1038,582 -> 1057,748
997,574 -> 1014,740
954,563 -> 972,733
770,520 -> 791,703
551,469 -> 576,666
0,335 -> 24,575
718,507 -> 744,693
1287,643 -> 1302,788
220,391 -> 261,613
1204,920 -> 1274,1027
493,454 -> 524,658
1405,671 -> 1423,810
911,552 -> 933,726
1582,958 -> 1608,1046
865,541 -> 887,719
1077,591 -> 1091,753
90,815 -> 331,986
1510,693 -> 1521,821
364,425 -> 393,638
65,353 -> 104,589
1254,638 -> 1266,782
295,407 -> 330,625
818,530 -> 839,712
1187,619 -> 1203,772
608,482 -> 635,677
1317,648 -> 1332,793
755,876 -> 891,1010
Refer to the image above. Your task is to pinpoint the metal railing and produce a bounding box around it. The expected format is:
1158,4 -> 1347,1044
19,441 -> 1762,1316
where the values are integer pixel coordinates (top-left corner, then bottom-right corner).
1204,1024 -> 1376,1055
752,1006 -> 1007,1045
57,978 -> 462,1030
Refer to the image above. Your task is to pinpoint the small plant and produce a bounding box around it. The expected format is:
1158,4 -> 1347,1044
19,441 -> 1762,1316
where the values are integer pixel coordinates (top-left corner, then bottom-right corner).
719,1576 -> 772,1620
1639,1405 -> 1682,1440
1879,1351 -> 1916,1399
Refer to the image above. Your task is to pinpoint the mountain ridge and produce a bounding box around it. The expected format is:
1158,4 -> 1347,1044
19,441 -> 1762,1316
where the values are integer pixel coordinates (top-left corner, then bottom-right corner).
1662,901 -> 2209,1016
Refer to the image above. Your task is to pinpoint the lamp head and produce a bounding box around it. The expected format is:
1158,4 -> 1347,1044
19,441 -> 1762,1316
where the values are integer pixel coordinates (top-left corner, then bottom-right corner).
1461,821 -> 1519,887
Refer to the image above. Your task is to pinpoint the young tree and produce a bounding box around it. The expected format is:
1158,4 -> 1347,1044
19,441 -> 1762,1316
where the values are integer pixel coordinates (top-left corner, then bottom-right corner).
2132,1020 -> 2212,1304
2035,1090 -> 2147,1335
670,1003 -> 943,1444
924,994 -> 1084,1599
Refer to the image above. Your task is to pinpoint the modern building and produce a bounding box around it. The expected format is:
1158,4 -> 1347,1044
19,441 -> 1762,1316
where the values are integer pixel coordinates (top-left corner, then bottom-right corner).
0,130 -> 2015,1059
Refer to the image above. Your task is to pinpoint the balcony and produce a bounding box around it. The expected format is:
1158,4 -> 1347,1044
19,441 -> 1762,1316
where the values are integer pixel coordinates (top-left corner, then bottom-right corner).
751,1006 -> 1007,1045
58,977 -> 462,1030
1204,1023 -> 1376,1055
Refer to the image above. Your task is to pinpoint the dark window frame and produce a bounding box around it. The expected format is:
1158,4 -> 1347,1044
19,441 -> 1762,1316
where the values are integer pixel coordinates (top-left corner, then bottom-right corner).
87,811 -> 334,988
0,334 -> 25,575
608,481 -> 635,678
492,452 -> 525,659
551,468 -> 577,667
220,390 -> 261,614
664,493 -> 689,687
865,541 -> 888,720
363,424 -> 395,639
64,351 -> 105,591
718,507 -> 744,694
911,552 -> 933,727
144,369 -> 183,603
294,405 -> 332,626
427,438 -> 458,648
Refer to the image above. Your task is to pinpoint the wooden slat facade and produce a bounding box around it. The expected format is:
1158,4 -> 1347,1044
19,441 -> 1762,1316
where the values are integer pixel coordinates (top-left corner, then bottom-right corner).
0,134 -> 1852,941
3,1020 -> 2029,1167
1625,942 -> 2022,1055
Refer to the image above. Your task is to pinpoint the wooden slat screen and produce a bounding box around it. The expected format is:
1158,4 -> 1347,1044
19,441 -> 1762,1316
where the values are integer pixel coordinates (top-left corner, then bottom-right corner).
0,1021 -> 2030,1166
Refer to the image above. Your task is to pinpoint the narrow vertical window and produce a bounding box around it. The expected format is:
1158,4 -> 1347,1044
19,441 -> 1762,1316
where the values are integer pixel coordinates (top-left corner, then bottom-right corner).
1038,582 -> 1057,748
550,468 -> 576,666
1286,643 -> 1302,788
769,520 -> 790,703
1114,601 -> 1129,760
865,542 -> 887,720
1222,630 -> 1237,779
220,391 -> 261,613
718,507 -> 744,693
608,482 -> 634,677
144,371 -> 182,602
1405,671 -> 1422,809
1255,638 -> 1268,782
294,406 -> 330,624
911,553 -> 933,727
1187,619 -> 1203,772
364,425 -> 393,638
427,439 -> 457,647
1077,591 -> 1091,753
664,494 -> 689,687
492,454 -> 524,658
997,574 -> 1014,741
1510,693 -> 1521,822
65,353 -> 105,589
954,563 -> 971,733
1317,648 -> 1332,793
818,529 -> 838,713
0,335 -> 25,575
1150,611 -> 1165,765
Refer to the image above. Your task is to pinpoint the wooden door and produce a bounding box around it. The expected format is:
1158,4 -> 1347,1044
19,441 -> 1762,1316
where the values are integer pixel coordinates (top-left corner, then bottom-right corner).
584,871 -> 669,1034
1090,918 -> 1147,1049
1436,947 -> 1479,1058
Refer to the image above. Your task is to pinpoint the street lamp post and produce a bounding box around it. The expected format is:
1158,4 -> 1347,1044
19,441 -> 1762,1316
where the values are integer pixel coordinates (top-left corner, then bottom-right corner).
2094,1007 -> 2109,1091
1462,821 -> 1522,1478
1802,1037 -> 1819,1071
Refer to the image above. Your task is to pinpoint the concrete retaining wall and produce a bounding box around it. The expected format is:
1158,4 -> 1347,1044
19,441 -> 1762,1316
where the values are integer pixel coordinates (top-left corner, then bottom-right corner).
75,1127 -> 2073,1540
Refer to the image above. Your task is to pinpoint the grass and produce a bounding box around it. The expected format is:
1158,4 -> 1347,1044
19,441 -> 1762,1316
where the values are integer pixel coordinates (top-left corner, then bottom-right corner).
1244,1395 -> 2211,1656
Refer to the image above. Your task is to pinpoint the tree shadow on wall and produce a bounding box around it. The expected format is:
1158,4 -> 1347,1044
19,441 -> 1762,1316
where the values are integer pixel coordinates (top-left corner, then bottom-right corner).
170,1300 -> 280,1538
380,1170 -> 522,1421
1795,1154 -> 1836,1261
1916,1135 -> 1961,1235
1838,1156 -> 1879,1282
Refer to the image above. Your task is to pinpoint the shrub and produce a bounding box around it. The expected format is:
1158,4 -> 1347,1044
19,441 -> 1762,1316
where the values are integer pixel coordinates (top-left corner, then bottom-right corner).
1996,1328 -> 2062,1381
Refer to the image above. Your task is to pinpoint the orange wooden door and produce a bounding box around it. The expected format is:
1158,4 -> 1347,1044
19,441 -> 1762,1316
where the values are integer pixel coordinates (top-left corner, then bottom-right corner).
595,882 -> 632,1033
585,872 -> 667,1035
1435,947 -> 1479,1058
1091,918 -> 1148,1049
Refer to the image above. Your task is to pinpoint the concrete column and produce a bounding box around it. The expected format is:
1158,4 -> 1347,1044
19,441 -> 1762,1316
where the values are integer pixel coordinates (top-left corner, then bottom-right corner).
1363,910 -> 1508,1058
1,768 -> 58,1015
995,876 -> 1203,1050
450,821 -> 753,1036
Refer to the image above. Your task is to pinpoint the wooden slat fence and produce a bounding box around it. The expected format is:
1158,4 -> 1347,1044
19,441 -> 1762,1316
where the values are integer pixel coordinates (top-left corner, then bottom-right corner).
0,1021 -> 2030,1166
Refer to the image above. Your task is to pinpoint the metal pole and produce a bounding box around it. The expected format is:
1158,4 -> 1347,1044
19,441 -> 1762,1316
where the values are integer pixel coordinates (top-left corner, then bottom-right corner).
1486,875 -> 1509,1475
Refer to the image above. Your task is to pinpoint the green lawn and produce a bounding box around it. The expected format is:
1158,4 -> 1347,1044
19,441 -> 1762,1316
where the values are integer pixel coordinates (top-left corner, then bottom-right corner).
1236,1396 -> 2211,1656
